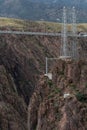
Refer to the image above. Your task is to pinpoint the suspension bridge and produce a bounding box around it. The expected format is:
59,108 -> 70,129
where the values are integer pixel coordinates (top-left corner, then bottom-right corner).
0,7 -> 87,78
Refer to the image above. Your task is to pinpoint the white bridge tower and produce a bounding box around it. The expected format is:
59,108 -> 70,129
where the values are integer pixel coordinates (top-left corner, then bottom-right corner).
60,7 -> 78,60
60,7 -> 69,59
72,6 -> 78,59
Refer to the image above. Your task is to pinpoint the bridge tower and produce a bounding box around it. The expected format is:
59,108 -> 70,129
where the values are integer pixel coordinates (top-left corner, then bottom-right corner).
71,6 -> 78,60
60,6 -> 78,60
60,7 -> 70,59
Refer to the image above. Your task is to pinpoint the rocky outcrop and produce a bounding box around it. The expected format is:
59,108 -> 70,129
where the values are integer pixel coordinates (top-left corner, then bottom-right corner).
28,60 -> 87,130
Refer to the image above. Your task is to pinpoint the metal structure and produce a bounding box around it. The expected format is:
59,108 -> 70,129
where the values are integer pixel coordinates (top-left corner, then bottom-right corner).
45,7 -> 86,75
46,57 -> 48,74
60,6 -> 79,60
71,6 -> 78,59
60,7 -> 68,58
0,30 -> 86,37
45,57 -> 60,74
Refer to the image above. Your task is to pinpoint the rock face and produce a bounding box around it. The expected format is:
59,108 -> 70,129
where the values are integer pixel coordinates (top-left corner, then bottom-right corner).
0,34 -> 60,104
0,34 -> 60,130
28,60 -> 87,130
0,65 -> 27,130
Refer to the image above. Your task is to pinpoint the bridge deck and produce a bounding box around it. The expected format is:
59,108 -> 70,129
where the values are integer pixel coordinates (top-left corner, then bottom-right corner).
0,30 -> 86,37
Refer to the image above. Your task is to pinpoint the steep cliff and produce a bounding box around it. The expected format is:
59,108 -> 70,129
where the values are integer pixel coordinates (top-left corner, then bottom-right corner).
0,34 -> 60,130
28,60 -> 87,130
0,34 -> 60,104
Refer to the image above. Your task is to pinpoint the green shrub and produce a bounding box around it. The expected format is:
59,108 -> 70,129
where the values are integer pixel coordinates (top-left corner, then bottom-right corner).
70,84 -> 77,90
48,80 -> 53,87
48,94 -> 54,99
55,112 -> 62,121
58,70 -> 64,75
76,92 -> 87,102
54,88 -> 61,94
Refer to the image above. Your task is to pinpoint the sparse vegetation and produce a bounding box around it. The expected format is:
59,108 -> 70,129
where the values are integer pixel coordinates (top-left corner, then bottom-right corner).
48,94 -> 54,99
47,79 -> 53,87
58,70 -> 64,75
70,83 -> 77,90
76,92 -> 87,102
55,111 -> 62,121
53,88 -> 61,94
